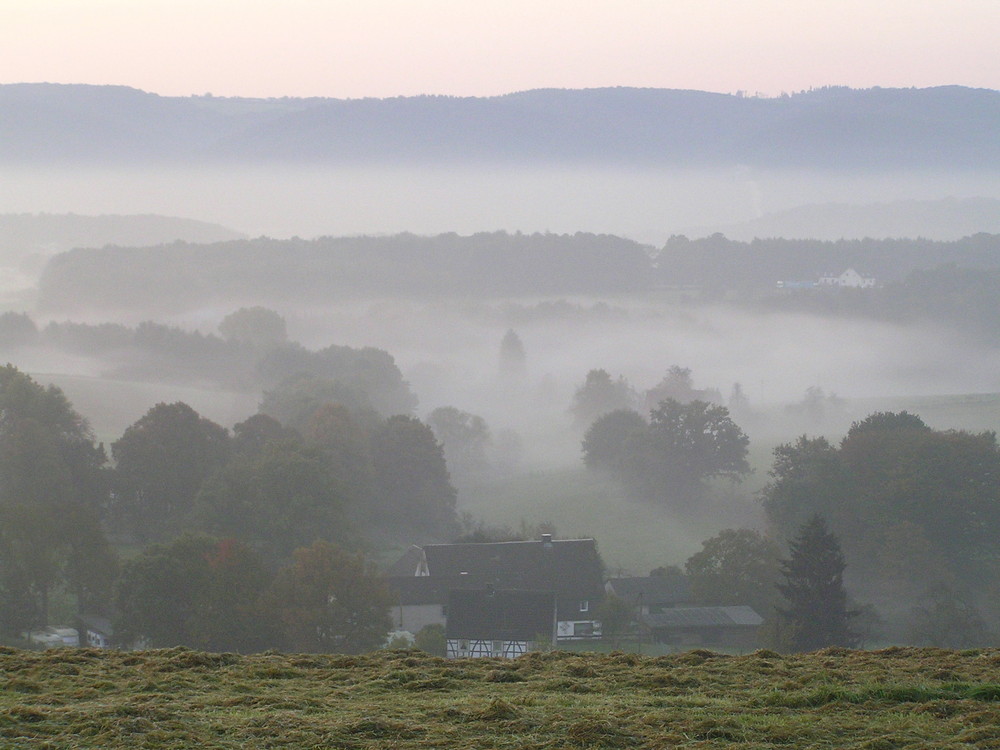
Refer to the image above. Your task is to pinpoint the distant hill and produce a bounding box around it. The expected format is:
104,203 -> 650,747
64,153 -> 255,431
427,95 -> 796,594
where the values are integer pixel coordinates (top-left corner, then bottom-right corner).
685,197 -> 1000,241
0,213 -> 245,303
2,84 -> 999,169
0,213 -> 244,254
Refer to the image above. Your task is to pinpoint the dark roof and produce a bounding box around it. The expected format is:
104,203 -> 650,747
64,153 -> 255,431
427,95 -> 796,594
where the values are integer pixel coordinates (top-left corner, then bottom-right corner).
446,589 -> 556,640
387,574 -> 487,605
77,613 -> 113,635
641,606 -> 763,629
386,545 -> 425,577
607,576 -> 691,605
420,538 -> 604,599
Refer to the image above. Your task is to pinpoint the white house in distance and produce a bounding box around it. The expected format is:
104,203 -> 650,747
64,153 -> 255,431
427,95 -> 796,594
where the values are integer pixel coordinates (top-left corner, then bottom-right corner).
818,268 -> 876,288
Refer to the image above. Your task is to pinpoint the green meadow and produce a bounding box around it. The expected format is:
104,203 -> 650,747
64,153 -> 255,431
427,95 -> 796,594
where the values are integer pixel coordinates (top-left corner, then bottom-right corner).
2,647 -> 999,748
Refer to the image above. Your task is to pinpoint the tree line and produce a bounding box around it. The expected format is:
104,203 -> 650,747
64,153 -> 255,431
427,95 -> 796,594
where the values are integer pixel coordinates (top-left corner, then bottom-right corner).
0,307 -> 419,407
32,232 -> 1000,319
0,365 -> 456,650
595,402 -> 1000,648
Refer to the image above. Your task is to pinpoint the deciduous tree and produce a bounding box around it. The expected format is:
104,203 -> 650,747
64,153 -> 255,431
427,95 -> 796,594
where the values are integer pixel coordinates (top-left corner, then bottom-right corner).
266,540 -> 391,654
685,528 -> 782,616
114,535 -> 276,651
110,402 -> 231,543
370,416 -> 457,535
427,406 -> 492,478
570,369 -> 638,428
642,399 -> 750,501
194,441 -> 351,563
218,306 -> 288,349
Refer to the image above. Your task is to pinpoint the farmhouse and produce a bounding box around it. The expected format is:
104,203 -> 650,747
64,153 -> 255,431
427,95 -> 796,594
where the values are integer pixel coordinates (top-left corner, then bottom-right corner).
818,268 -> 876,288
387,534 -> 604,642
445,587 -> 556,658
77,614 -> 114,649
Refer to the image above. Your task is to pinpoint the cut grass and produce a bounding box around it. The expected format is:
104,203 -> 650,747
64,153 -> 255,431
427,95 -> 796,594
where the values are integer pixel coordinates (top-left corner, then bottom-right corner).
2,646 -> 1000,748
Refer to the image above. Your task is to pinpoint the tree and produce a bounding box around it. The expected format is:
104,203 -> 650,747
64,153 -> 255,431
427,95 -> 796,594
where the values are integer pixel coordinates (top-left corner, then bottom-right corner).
427,406 -> 492,478
685,528 -> 782,617
114,535 -> 276,651
642,399 -> 750,500
786,386 -> 844,425
0,312 -> 38,348
581,409 -> 647,473
266,540 -> 392,654
0,366 -> 111,625
414,623 -> 446,656
110,402 -> 231,543
0,365 -> 107,513
370,416 -> 457,535
194,440 -> 352,563
727,382 -> 750,414
232,413 -> 297,457
301,403 -> 374,505
762,412 -> 1000,608
776,516 -> 858,652
218,306 -> 288,349
761,436 -> 848,542
257,343 -> 417,418
909,583 -> 988,648
570,369 -> 638,428
260,373 -> 375,432
498,329 -> 527,382
597,594 -> 636,648
643,366 -> 721,408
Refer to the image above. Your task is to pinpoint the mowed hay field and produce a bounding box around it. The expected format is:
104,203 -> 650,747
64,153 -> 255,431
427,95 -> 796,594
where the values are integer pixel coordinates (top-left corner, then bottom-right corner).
3,648 -> 1000,748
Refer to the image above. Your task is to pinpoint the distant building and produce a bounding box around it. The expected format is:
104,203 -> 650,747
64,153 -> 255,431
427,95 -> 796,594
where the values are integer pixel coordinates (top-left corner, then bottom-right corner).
818,268 -> 876,288
78,614 -> 114,649
26,627 -> 79,648
776,280 -> 818,290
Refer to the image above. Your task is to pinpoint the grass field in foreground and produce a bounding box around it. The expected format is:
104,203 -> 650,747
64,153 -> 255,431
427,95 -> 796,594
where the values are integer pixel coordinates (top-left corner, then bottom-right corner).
2,647 -> 1000,748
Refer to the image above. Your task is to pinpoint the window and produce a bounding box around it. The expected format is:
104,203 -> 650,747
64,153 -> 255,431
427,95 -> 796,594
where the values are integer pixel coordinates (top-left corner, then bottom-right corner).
579,600 -> 589,612
573,622 -> 594,637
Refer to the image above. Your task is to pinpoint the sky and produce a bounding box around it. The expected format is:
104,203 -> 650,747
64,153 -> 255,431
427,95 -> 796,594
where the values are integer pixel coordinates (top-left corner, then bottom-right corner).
0,0 -> 997,99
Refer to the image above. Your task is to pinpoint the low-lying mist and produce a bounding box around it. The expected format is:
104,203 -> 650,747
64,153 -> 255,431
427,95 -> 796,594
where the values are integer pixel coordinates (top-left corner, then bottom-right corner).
3,165 -> 996,244
140,296 -> 1000,472
12,293 -> 1000,574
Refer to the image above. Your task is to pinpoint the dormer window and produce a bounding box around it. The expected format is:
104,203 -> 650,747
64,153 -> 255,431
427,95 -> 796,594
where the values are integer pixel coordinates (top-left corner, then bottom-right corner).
579,600 -> 589,612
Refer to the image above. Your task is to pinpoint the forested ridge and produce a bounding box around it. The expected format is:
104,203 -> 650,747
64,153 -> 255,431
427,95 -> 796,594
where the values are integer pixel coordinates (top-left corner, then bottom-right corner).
34,232 -> 1000,344
3,84 -> 998,168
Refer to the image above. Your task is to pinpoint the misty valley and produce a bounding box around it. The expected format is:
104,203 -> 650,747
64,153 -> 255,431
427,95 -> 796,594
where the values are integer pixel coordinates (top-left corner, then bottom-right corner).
2,84 -> 1000,669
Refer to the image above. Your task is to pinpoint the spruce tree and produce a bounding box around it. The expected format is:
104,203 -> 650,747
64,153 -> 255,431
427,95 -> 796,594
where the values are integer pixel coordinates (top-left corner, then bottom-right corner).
777,515 -> 858,651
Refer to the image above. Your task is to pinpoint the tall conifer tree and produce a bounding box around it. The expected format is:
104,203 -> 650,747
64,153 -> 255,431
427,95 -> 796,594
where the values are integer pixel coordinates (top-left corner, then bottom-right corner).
777,515 -> 858,651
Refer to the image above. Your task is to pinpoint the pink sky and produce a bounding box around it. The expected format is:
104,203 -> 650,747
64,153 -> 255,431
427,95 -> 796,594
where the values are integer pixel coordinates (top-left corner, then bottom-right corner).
1,0 -> 997,98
